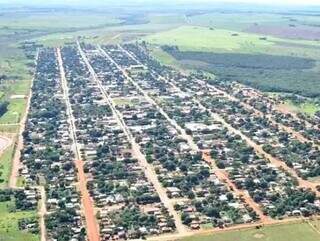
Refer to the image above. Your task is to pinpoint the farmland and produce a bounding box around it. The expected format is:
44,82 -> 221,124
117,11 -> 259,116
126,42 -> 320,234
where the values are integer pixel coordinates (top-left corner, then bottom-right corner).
145,25 -> 320,97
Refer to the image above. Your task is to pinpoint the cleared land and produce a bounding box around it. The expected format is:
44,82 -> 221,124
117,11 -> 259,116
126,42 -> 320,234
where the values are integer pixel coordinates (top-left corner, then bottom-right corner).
279,100 -> 320,116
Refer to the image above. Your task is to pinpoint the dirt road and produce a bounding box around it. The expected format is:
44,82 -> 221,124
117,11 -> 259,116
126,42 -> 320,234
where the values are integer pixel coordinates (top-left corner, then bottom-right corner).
57,48 -> 100,241
104,44 -> 270,223
202,151 -> 270,222
78,43 -> 188,235
123,49 -> 320,196
118,45 -> 274,220
8,51 -> 39,189
38,185 -> 47,241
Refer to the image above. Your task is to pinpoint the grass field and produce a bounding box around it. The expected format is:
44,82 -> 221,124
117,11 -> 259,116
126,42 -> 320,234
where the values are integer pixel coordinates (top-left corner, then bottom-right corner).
0,99 -> 26,124
310,218 -> 320,232
0,144 -> 15,188
0,12 -> 120,30
0,201 -> 39,241
188,13 -> 291,31
144,25 -> 320,97
181,222 -> 320,241
144,25 -> 320,55
144,26 -> 276,52
282,100 -> 320,116
0,125 -> 19,133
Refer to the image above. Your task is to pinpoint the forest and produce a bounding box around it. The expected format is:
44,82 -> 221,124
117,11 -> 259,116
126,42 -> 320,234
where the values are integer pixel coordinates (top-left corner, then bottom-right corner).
163,47 -> 320,97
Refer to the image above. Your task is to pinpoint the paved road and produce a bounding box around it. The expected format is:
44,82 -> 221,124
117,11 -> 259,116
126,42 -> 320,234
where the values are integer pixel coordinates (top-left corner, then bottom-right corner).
57,48 -> 100,241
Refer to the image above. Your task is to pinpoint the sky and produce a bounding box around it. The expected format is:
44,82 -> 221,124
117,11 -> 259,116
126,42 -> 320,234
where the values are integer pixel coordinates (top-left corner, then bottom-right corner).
1,0 -> 320,6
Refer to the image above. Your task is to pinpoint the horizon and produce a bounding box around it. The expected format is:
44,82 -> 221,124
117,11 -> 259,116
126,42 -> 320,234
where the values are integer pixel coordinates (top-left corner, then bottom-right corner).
1,0 -> 320,7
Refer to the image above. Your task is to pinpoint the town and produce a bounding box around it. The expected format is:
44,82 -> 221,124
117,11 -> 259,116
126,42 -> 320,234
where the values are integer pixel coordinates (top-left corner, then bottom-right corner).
5,40 -> 318,241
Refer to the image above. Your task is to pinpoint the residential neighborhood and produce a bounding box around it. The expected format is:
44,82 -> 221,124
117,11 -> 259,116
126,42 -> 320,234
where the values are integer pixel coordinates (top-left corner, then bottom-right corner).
3,42 -> 320,241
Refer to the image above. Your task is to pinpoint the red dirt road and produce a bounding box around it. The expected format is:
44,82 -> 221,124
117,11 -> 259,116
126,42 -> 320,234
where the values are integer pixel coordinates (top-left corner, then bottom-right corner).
75,159 -> 100,241
57,48 -> 100,241
202,152 -> 270,223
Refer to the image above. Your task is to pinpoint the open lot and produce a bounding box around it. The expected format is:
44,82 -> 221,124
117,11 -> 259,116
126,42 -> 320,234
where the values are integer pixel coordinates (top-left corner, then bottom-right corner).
0,201 -> 39,241
279,100 -> 320,116
0,99 -> 26,124
181,222 -> 320,241
0,144 -> 15,188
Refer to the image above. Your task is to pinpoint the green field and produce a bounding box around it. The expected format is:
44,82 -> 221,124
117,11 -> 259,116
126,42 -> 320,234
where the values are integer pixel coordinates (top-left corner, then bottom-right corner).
282,100 -> 320,116
145,26 -> 276,52
144,25 -> 320,56
181,222 -> 320,241
0,144 -> 15,188
0,201 -> 39,241
0,99 -> 26,124
144,25 -> 320,97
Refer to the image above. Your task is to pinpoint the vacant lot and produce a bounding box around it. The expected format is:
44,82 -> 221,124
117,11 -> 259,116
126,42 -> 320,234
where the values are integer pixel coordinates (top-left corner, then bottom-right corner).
0,144 -> 15,188
0,201 -> 39,241
0,99 -> 26,124
279,100 -> 320,116
181,222 -> 320,241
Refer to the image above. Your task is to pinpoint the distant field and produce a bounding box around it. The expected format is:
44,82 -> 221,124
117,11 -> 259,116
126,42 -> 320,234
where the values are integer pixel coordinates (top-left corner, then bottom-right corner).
188,12 -> 320,41
0,201 -> 39,241
145,25 -> 320,97
188,13 -> 291,31
247,24 -> 320,41
0,11 -> 120,30
181,222 -> 320,241
144,26 -> 275,52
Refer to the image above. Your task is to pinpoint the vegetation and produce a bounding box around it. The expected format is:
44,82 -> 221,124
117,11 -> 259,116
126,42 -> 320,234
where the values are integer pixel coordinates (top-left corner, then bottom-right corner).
145,25 -> 320,97
0,190 -> 39,241
0,144 -> 15,188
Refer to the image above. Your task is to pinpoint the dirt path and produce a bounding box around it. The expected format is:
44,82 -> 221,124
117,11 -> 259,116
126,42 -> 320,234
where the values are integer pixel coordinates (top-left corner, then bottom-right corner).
0,136 -> 12,155
78,42 -> 188,235
9,51 -> 39,188
57,48 -> 100,241
38,185 -> 47,241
